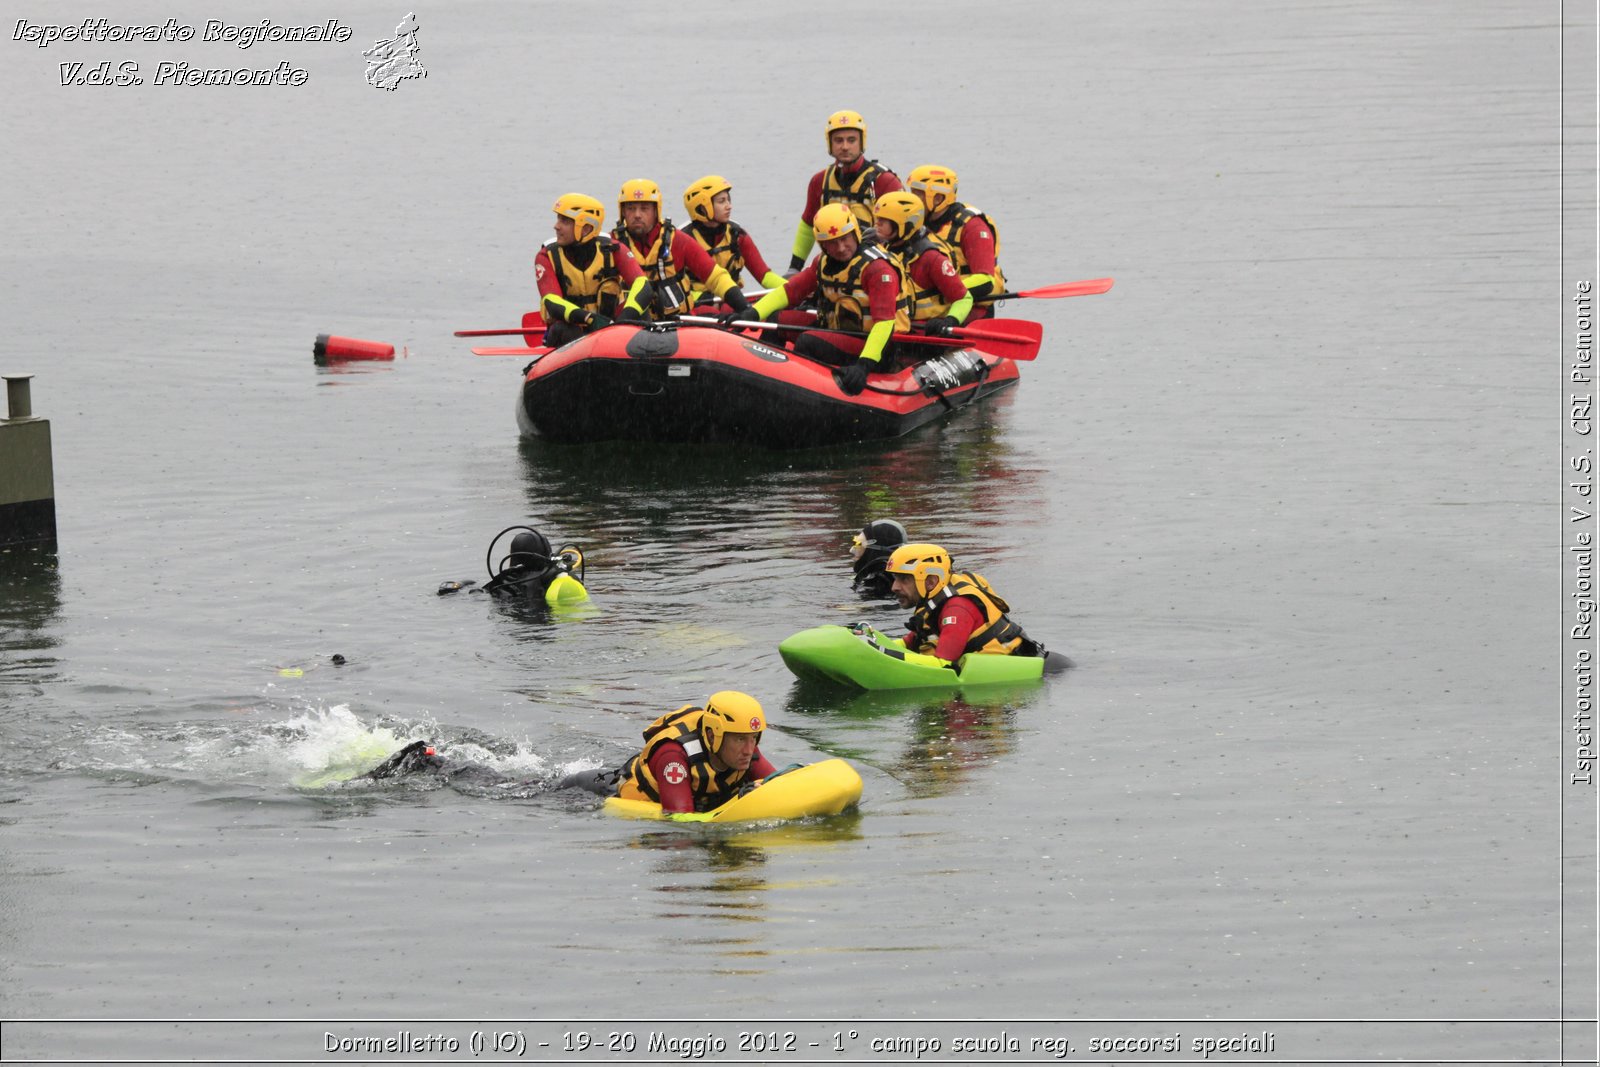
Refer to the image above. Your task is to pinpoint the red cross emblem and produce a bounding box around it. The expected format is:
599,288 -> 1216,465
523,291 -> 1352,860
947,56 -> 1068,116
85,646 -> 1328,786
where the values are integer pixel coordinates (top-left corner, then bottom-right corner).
632,190 -> 645,199
663,761 -> 687,785
826,225 -> 839,235
748,717 -> 761,730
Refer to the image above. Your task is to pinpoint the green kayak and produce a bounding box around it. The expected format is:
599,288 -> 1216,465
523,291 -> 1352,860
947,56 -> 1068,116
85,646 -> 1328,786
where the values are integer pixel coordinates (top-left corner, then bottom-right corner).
779,625 -> 1065,690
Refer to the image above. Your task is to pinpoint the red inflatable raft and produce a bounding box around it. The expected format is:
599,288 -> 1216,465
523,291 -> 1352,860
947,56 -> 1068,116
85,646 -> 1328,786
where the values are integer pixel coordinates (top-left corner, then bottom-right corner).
513,322 -> 1022,449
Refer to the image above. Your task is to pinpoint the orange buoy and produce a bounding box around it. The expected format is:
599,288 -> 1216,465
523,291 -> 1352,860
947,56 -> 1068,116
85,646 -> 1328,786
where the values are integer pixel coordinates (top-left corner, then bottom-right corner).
313,334 -> 395,363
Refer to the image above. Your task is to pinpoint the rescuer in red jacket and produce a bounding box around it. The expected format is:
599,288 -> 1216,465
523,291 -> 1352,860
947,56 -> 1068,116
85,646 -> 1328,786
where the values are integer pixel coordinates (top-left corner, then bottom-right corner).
788,110 -> 903,271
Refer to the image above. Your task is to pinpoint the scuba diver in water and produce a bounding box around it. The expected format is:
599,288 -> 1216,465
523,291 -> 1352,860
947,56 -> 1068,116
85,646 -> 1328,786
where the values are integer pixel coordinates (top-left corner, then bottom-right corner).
881,542 -> 1046,662
849,518 -> 908,597
361,739 -> 446,778
363,692 -> 779,816
438,525 -> 588,607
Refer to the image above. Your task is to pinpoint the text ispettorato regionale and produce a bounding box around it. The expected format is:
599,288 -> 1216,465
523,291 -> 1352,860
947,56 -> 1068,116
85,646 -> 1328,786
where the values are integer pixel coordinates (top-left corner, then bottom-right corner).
13,18 -> 353,50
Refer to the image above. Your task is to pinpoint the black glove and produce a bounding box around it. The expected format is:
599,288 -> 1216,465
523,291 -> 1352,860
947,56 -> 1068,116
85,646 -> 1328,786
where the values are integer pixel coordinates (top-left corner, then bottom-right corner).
788,254 -> 806,273
582,311 -> 613,330
722,287 -> 751,313
615,305 -> 646,323
924,316 -> 959,338
720,304 -> 761,326
837,360 -> 871,395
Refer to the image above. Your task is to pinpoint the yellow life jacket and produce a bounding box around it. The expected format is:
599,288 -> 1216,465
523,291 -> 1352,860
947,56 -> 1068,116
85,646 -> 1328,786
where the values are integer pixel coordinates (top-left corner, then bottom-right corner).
926,202 -> 1007,296
683,220 -> 748,303
821,159 -> 892,232
894,232 -> 961,321
615,705 -> 752,812
816,245 -> 913,333
614,221 -> 693,319
543,237 -> 624,318
905,571 -> 1029,656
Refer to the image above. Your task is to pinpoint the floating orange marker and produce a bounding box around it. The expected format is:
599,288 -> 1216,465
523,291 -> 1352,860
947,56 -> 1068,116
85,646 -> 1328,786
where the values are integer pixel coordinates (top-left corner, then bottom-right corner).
313,334 -> 395,363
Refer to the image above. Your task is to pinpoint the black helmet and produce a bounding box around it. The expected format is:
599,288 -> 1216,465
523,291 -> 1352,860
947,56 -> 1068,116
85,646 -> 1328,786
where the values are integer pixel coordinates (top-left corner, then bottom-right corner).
508,529 -> 552,569
860,519 -> 907,550
851,518 -> 909,590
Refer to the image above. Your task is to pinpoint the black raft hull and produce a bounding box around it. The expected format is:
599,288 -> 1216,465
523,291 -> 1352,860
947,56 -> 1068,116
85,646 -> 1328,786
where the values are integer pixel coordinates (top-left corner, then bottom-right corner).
515,324 -> 1021,449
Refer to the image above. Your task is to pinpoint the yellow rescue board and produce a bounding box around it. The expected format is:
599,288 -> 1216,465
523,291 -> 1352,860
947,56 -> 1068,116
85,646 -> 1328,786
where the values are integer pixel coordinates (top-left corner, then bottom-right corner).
603,758 -> 863,823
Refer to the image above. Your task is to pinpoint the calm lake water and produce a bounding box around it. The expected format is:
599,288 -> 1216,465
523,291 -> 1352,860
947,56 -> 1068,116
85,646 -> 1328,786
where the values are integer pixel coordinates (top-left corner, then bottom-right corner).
1,1 -> 1593,1063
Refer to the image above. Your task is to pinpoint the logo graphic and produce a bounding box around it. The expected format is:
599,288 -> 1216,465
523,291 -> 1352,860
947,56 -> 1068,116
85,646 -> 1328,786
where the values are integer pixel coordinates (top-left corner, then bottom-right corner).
748,717 -> 761,731
363,13 -> 426,90
740,340 -> 788,363
663,762 -> 687,785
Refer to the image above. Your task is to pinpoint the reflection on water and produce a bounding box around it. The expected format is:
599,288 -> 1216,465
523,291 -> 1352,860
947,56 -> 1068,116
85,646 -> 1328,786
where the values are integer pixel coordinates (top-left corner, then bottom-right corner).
312,359 -> 398,385
629,817 -> 864,960
514,392 -> 1038,557
784,681 -> 1041,800
896,698 -> 1020,800
0,547 -> 63,695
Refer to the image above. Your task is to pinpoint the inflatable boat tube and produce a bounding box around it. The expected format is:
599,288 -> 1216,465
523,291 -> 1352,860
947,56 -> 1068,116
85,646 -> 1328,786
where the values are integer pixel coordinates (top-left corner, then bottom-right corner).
515,323 -> 1021,449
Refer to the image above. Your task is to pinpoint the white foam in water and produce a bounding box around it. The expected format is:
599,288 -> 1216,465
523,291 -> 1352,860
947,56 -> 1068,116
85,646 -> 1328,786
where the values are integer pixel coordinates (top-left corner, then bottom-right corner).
281,703 -> 421,788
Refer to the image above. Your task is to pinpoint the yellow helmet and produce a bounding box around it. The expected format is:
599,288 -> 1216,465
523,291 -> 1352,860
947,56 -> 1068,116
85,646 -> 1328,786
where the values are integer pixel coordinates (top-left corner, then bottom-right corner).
701,690 -> 766,753
812,202 -> 860,244
908,164 -> 960,216
873,191 -> 925,244
683,175 -> 732,224
825,109 -> 867,152
884,543 -> 953,598
618,178 -> 663,218
552,193 -> 605,243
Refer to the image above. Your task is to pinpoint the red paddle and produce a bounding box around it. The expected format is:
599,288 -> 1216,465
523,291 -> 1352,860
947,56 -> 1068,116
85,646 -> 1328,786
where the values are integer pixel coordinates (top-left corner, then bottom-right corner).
950,319 -> 1043,345
453,308 -> 548,337
986,277 -> 1114,301
679,316 -> 1041,362
471,346 -> 550,357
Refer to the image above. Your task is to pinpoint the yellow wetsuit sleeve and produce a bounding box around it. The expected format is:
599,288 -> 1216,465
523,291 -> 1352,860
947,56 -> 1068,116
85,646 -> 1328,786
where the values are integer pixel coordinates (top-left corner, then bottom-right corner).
859,319 -> 894,365
543,295 -> 583,324
704,264 -> 737,300
790,219 -> 815,268
900,647 -> 957,669
759,270 -> 786,291
964,273 -> 996,301
753,288 -> 789,320
948,292 -> 974,324
622,276 -> 649,314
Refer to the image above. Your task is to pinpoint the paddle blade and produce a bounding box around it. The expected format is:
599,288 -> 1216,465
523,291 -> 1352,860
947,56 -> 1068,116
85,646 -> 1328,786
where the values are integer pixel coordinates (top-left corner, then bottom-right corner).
893,328 -> 1037,360
962,333 -> 1039,361
951,319 -> 1043,344
472,346 -> 550,357
1014,277 -> 1114,299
